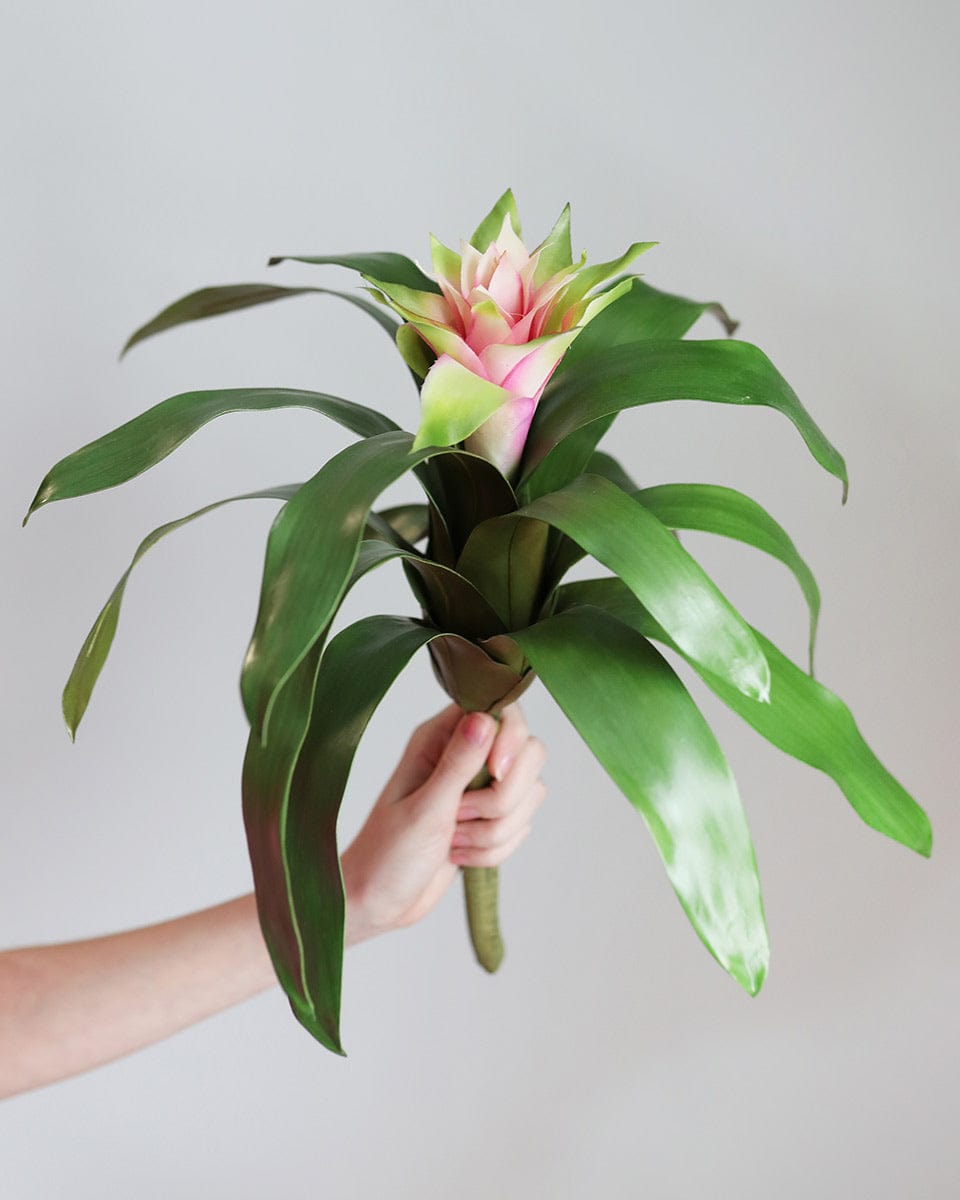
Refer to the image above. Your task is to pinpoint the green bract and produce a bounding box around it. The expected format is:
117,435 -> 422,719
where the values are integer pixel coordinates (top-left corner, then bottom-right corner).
26,190 -> 931,1055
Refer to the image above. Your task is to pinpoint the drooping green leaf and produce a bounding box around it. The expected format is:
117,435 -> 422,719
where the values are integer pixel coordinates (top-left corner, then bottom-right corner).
556,277 -> 738,377
636,483 -> 821,674
521,340 -> 848,503
516,474 -> 771,701
25,388 -> 399,522
278,615 -> 441,1050
242,432 -> 466,740
267,252 -> 440,294
62,485 -> 300,739
120,284 -> 400,358
470,188 -> 521,249
511,605 -> 769,995
555,577 -> 932,856
243,643 -> 325,1037
245,615 -> 526,1052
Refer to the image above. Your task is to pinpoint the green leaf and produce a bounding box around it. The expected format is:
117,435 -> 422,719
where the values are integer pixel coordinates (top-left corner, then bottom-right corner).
511,605 -> 769,995
62,485 -> 300,739
396,323 -> 435,381
521,339 -> 848,503
470,188 -> 520,250
457,516 -> 552,630
376,503 -> 429,545
120,283 -> 400,358
517,474 -> 771,701
414,449 -> 517,558
413,356 -> 511,452
558,242 -> 658,309
267,252 -> 441,294
244,616 -> 526,1051
25,389 -> 399,522
242,432 -> 449,740
636,483 -> 821,674
532,203 -> 573,286
555,577 -> 932,856
557,277 -> 738,376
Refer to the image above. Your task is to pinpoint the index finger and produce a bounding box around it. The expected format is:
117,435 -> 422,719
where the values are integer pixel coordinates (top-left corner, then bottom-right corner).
488,703 -> 529,782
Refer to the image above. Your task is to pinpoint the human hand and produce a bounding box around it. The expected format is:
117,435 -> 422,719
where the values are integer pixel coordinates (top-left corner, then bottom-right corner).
340,704 -> 546,945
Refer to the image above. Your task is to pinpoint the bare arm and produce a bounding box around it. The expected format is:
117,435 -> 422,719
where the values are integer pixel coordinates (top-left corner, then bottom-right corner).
0,706 -> 545,1099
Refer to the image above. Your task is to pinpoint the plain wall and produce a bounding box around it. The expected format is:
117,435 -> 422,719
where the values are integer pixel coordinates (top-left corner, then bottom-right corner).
1,1 -> 957,1196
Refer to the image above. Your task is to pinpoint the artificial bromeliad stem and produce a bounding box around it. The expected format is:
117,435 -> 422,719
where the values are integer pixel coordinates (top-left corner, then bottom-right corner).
462,718 -> 504,973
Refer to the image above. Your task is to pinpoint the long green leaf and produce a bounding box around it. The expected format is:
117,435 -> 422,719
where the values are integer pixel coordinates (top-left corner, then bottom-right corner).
62,485 -> 300,739
556,277 -> 738,377
636,483 -> 821,674
242,431 -> 446,740
511,605 -> 769,995
25,388 -> 399,522
267,252 -> 440,294
520,340 -> 848,503
245,616 -> 524,1051
555,577 -> 932,856
269,616 -> 440,1051
514,474 -> 771,701
243,643 -> 324,1036
120,283 -> 400,358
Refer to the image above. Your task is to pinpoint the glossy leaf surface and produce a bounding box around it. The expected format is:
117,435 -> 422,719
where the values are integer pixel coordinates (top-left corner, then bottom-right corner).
557,277 -> 738,376
521,340 -> 848,502
26,389 -> 399,521
512,605 -> 769,995
276,616 -> 443,1050
556,577 -> 932,856
120,283 -> 400,358
457,515 -> 551,630
242,432 -> 444,739
267,252 -> 440,294
415,450 -> 516,558
637,483 -> 821,673
518,474 -> 771,701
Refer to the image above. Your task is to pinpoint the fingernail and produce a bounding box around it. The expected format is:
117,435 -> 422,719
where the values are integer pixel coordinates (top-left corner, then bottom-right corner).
458,803 -> 480,821
492,753 -> 513,782
463,713 -> 492,746
451,831 -> 470,848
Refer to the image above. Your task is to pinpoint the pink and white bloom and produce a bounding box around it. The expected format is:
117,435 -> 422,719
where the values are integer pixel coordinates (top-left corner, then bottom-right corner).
365,193 -> 655,478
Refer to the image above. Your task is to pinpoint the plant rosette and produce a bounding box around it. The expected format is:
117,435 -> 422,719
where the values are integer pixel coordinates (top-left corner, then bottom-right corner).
26,190 -> 931,1055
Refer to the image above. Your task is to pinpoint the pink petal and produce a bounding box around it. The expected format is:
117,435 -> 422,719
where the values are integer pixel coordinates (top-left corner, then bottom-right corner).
413,321 -> 487,376
464,394 -> 538,478
497,332 -> 579,399
466,298 -> 514,354
487,253 -> 524,318
493,212 -> 530,272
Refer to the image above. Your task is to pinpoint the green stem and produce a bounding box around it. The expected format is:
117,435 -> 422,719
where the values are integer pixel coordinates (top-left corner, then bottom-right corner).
462,727 -> 505,972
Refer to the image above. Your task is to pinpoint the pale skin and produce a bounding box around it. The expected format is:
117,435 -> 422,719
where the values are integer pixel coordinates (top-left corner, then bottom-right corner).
0,705 -> 546,1100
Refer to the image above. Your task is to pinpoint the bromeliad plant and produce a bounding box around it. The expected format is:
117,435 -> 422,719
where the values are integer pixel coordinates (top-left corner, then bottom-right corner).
26,190 -> 931,1054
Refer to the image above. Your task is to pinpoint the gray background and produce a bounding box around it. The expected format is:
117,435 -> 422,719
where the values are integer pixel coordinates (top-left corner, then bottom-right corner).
1,2 -> 957,1196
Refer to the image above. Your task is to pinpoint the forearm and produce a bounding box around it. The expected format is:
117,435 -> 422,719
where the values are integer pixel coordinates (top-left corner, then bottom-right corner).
0,894 -> 276,1099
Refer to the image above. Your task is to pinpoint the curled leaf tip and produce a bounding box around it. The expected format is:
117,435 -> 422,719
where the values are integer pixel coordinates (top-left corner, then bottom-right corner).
267,256 -> 283,267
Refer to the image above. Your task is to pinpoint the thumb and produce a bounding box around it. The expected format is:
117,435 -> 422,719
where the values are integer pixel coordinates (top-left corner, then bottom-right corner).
409,711 -> 496,822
